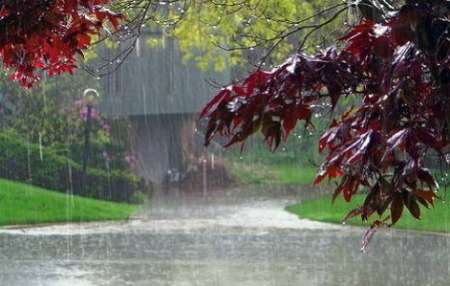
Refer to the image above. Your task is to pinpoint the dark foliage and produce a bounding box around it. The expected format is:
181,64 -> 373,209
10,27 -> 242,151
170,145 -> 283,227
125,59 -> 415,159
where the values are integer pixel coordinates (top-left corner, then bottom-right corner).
201,0 -> 449,237
0,131 -> 148,203
0,0 -> 120,87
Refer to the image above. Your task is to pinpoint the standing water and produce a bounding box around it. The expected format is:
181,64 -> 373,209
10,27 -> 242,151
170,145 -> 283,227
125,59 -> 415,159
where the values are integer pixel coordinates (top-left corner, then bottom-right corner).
0,188 -> 448,286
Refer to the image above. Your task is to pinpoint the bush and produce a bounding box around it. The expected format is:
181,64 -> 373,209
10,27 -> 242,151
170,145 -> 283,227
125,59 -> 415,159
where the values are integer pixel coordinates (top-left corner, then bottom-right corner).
0,131 -> 149,203
129,192 -> 146,205
64,141 -> 129,171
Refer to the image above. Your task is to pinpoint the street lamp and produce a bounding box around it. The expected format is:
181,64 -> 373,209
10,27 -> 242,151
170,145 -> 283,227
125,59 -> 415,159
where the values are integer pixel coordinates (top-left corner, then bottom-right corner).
81,88 -> 99,196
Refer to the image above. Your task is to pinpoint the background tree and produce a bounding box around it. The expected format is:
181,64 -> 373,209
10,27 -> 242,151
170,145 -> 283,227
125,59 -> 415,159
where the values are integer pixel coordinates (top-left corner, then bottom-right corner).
111,1 -> 349,72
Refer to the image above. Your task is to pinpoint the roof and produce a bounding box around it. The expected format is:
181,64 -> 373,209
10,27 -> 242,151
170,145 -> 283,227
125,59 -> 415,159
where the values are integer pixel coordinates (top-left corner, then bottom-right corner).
100,38 -> 230,117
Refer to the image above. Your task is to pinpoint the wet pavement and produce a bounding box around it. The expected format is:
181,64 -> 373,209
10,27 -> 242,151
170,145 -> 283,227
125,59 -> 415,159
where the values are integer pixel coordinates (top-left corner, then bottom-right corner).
0,188 -> 448,285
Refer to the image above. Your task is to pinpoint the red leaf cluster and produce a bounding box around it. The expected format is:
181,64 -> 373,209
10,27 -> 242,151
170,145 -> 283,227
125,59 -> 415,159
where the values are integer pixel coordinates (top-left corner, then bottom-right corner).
202,0 -> 449,228
0,0 -> 121,87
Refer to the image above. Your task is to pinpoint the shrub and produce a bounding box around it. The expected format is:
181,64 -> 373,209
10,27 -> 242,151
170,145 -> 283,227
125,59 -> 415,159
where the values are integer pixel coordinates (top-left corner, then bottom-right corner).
129,192 -> 146,205
0,131 -> 149,203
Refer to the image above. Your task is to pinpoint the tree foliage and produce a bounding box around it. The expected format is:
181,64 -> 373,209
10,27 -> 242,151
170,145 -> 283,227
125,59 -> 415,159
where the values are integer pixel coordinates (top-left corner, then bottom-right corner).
0,0 -> 120,87
170,0 -> 331,70
135,0 -> 347,71
201,0 -> 450,245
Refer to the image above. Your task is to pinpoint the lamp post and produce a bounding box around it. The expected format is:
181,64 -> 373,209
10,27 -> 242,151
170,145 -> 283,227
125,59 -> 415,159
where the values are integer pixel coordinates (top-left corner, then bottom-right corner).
81,88 -> 99,196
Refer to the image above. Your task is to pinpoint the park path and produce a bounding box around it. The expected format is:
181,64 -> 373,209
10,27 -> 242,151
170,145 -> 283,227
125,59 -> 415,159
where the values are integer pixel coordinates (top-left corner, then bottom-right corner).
0,189 -> 448,286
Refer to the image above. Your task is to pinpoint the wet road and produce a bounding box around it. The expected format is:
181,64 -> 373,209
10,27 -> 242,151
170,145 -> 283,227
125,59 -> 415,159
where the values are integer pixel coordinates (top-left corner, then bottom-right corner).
0,189 -> 448,285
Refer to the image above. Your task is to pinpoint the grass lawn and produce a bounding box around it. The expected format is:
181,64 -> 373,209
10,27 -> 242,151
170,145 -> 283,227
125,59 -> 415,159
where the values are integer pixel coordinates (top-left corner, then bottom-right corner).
286,194 -> 450,233
0,178 -> 138,226
229,161 -> 318,186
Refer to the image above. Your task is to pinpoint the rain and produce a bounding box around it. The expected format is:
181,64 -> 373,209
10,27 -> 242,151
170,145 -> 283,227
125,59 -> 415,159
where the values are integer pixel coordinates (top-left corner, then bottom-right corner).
0,1 -> 448,285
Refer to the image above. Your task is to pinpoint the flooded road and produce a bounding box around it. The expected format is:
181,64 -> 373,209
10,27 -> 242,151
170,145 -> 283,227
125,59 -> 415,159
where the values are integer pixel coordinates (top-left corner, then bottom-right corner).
0,188 -> 448,285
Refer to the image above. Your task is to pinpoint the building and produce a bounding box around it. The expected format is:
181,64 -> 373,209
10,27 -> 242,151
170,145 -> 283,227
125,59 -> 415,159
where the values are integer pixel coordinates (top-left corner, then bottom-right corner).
100,37 -> 230,186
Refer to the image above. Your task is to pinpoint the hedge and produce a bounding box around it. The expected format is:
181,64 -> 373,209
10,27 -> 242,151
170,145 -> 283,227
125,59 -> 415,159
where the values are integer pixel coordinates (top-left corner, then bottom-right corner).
0,132 -> 148,203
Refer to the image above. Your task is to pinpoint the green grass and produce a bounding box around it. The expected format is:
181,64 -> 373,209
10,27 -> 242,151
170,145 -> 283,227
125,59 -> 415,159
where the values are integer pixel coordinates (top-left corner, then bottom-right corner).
229,161 -> 318,186
286,194 -> 450,233
0,178 -> 138,226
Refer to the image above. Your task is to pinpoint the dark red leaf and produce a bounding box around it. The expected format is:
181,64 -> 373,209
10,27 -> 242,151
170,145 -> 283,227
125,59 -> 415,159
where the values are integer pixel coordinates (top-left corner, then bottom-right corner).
416,128 -> 444,152
412,189 -> 436,207
417,168 -> 438,190
343,207 -> 362,223
282,110 -> 298,137
390,194 -> 404,224
405,196 -> 421,219
387,129 -> 410,151
200,89 -> 231,118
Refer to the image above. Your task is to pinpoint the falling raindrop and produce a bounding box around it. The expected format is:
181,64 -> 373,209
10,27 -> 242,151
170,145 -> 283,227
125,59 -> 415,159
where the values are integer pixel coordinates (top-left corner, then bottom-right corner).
136,37 -> 141,57
38,132 -> 43,161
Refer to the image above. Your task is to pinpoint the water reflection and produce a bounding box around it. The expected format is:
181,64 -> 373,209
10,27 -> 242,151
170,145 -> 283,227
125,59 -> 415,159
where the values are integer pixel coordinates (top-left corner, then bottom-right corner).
0,189 -> 448,285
